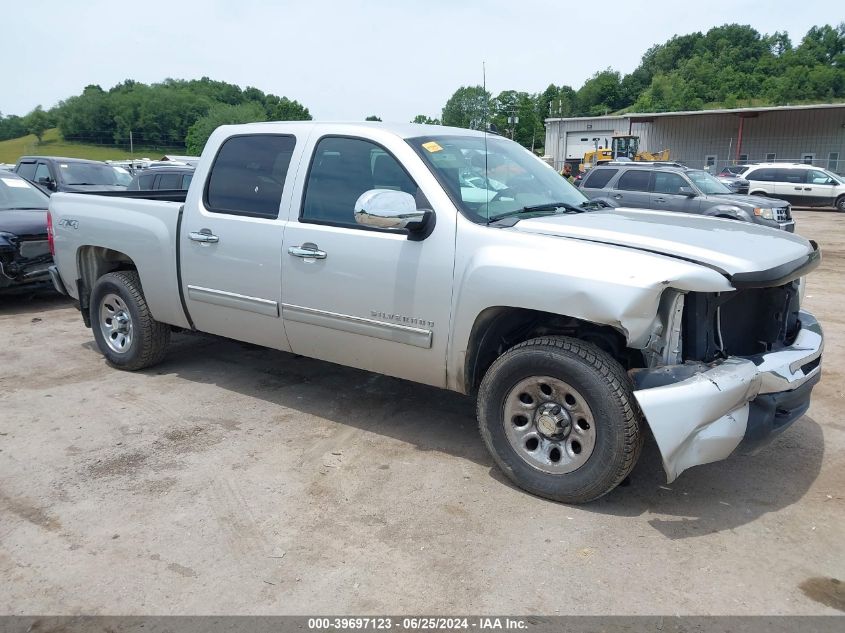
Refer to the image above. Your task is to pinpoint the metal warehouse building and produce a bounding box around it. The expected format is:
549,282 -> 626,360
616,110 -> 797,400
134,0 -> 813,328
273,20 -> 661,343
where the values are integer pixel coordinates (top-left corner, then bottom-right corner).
544,103 -> 845,174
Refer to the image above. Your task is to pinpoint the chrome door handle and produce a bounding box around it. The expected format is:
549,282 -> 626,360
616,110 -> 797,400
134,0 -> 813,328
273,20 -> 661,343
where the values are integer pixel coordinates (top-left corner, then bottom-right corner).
794,187 -> 803,190
189,230 -> 219,243
613,194 -> 623,199
654,197 -> 666,202
804,187 -> 812,191
288,245 -> 327,259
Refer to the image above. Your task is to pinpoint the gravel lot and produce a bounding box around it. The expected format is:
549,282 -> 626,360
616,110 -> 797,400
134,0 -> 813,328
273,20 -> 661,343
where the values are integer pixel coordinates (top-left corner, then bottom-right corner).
1,209 -> 843,615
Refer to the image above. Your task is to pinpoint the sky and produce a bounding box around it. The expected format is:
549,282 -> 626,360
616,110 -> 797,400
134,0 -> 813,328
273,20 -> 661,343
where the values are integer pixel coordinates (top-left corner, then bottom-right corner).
0,0 -> 838,121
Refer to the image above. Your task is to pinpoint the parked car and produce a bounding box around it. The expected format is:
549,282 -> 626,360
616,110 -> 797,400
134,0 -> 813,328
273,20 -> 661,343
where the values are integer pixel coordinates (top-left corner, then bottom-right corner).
48,122 -> 823,503
15,156 -> 128,195
580,162 -> 794,231
742,163 -> 845,210
127,166 -> 194,191
716,174 -> 750,194
0,171 -> 51,290
717,165 -> 751,177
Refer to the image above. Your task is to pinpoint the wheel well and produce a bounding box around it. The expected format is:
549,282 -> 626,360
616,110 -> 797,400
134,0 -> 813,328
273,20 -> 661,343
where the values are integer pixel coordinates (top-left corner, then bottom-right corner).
749,190 -> 767,197
76,246 -> 137,326
464,307 -> 635,394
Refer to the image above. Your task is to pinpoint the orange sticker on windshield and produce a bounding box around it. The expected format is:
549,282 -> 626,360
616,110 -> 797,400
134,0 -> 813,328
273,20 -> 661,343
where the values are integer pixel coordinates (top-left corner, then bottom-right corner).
422,141 -> 443,153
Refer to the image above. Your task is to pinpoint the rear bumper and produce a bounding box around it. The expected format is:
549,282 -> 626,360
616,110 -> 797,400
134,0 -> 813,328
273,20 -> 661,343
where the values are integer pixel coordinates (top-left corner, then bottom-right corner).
48,265 -> 68,295
632,310 -> 823,482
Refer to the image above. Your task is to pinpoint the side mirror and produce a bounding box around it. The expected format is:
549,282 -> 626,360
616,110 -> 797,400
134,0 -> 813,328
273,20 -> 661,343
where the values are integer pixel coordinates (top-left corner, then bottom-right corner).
678,186 -> 696,197
354,189 -> 434,240
38,177 -> 56,191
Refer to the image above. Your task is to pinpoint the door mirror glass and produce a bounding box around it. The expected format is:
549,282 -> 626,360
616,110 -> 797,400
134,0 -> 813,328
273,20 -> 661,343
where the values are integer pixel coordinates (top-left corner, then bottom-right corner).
354,189 -> 431,236
678,186 -> 696,197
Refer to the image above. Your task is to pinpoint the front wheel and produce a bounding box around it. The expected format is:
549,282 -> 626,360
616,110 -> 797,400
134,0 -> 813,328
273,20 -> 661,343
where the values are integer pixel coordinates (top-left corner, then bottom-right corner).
90,270 -> 170,370
836,195 -> 845,212
477,336 -> 643,503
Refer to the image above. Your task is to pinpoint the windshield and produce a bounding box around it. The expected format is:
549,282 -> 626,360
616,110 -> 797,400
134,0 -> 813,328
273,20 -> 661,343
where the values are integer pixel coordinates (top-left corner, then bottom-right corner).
59,162 -> 125,186
111,166 -> 133,186
408,135 -> 589,223
687,170 -> 732,194
0,175 -> 49,210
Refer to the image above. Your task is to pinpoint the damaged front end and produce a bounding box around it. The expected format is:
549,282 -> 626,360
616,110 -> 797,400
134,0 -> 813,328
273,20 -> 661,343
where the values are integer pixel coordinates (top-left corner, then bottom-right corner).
0,232 -> 53,289
631,279 -> 823,482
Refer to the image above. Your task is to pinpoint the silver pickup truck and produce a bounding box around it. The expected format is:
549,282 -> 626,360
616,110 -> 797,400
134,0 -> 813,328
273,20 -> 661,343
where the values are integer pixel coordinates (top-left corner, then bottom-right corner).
48,122 -> 823,503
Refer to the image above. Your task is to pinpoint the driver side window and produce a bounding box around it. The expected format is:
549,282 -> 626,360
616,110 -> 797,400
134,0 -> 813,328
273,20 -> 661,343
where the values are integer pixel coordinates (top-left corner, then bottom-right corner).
807,170 -> 833,185
301,137 -> 418,228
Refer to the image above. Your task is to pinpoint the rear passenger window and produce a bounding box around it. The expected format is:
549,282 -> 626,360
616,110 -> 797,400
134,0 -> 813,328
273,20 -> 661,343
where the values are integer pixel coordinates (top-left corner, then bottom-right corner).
157,173 -> 182,190
776,169 -> 804,184
17,162 -> 37,180
301,137 -> 418,227
747,168 -> 773,181
582,168 -> 617,189
205,134 -> 296,218
138,174 -> 156,190
616,170 -> 652,192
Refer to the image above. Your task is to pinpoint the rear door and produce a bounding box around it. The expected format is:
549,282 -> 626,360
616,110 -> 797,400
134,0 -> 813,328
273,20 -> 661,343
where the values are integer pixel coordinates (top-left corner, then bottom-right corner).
650,171 -> 701,214
611,169 -> 653,208
179,132 -> 308,351
773,168 -> 809,205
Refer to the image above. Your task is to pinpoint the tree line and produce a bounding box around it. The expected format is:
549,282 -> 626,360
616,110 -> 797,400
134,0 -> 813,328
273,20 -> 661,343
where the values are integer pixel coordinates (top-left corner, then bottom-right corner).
0,77 -> 311,154
429,22 -> 845,149
0,23 -> 842,153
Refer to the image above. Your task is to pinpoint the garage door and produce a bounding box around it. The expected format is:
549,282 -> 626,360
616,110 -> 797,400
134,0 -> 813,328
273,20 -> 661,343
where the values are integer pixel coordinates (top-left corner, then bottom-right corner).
565,131 -> 615,159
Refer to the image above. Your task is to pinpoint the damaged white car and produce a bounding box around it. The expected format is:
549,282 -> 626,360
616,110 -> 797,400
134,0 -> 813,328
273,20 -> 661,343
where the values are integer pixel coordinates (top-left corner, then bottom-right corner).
47,122 -> 823,503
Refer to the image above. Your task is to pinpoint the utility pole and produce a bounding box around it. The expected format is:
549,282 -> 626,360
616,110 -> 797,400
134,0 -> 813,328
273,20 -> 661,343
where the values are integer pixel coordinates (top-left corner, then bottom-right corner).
129,130 -> 134,155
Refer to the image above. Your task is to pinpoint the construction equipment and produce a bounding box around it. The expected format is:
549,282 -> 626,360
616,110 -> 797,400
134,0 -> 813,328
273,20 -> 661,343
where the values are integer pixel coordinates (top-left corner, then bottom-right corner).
579,135 -> 670,172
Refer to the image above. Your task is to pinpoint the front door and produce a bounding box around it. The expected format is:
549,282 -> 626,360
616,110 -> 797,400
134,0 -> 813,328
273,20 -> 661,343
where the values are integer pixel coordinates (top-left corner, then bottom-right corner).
802,169 -> 838,207
280,135 -> 456,388
650,171 -> 701,214
179,132 -> 306,351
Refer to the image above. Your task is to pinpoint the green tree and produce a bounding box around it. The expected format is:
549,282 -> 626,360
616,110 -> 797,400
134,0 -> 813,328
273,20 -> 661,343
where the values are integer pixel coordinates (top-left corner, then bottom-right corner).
24,106 -> 50,142
365,115 -> 382,121
185,102 -> 267,155
411,114 -> 440,124
441,86 -> 491,130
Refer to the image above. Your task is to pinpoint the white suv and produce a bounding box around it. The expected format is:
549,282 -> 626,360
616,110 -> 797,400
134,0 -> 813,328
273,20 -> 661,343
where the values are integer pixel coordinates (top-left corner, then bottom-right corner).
743,163 -> 845,211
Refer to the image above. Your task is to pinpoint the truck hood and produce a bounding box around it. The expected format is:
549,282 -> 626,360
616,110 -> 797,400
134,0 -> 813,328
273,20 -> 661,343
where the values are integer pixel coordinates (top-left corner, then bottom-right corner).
0,209 -> 48,238
510,208 -> 814,278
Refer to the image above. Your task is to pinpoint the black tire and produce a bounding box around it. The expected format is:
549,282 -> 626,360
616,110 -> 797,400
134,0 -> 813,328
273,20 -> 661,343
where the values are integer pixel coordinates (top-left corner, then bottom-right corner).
477,336 -> 643,503
89,270 -> 170,371
836,195 -> 845,212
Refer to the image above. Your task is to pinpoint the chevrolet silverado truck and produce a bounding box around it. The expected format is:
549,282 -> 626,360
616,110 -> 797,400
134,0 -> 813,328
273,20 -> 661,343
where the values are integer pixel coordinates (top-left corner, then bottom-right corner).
47,122 -> 823,503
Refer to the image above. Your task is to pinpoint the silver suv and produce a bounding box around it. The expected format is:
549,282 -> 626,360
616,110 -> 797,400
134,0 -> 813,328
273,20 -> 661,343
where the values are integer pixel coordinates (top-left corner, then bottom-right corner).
580,162 -> 794,232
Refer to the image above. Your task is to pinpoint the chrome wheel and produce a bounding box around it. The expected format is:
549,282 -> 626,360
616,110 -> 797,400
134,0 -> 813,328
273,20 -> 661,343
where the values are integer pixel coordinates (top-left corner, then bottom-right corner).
99,293 -> 133,354
503,376 -> 597,474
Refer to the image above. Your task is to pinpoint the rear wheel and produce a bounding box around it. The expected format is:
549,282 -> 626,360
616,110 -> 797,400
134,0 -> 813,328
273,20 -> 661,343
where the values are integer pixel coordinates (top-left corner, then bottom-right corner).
477,336 -> 643,503
90,271 -> 170,370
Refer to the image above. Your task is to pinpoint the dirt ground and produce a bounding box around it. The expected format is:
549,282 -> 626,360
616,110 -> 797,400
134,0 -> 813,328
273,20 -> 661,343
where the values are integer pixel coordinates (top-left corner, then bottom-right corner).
1,210 -> 843,615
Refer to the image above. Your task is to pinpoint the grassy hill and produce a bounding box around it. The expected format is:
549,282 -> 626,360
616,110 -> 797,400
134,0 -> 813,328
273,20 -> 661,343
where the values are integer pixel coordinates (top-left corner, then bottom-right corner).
0,129 -> 142,164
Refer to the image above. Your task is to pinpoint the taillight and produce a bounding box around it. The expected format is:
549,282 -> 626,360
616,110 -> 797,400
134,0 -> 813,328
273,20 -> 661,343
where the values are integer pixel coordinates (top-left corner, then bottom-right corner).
47,211 -> 55,257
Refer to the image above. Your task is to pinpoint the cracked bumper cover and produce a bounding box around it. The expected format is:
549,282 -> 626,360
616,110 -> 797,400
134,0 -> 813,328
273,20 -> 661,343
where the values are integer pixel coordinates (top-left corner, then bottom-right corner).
632,310 -> 823,483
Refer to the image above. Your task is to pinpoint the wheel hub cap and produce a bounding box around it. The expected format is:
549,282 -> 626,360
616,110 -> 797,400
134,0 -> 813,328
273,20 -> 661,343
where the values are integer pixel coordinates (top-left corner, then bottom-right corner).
99,293 -> 134,354
536,403 -> 571,439
503,376 -> 597,474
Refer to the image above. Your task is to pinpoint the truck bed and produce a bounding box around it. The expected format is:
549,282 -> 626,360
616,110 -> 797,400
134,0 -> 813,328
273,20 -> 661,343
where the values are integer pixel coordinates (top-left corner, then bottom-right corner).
49,192 -> 190,328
